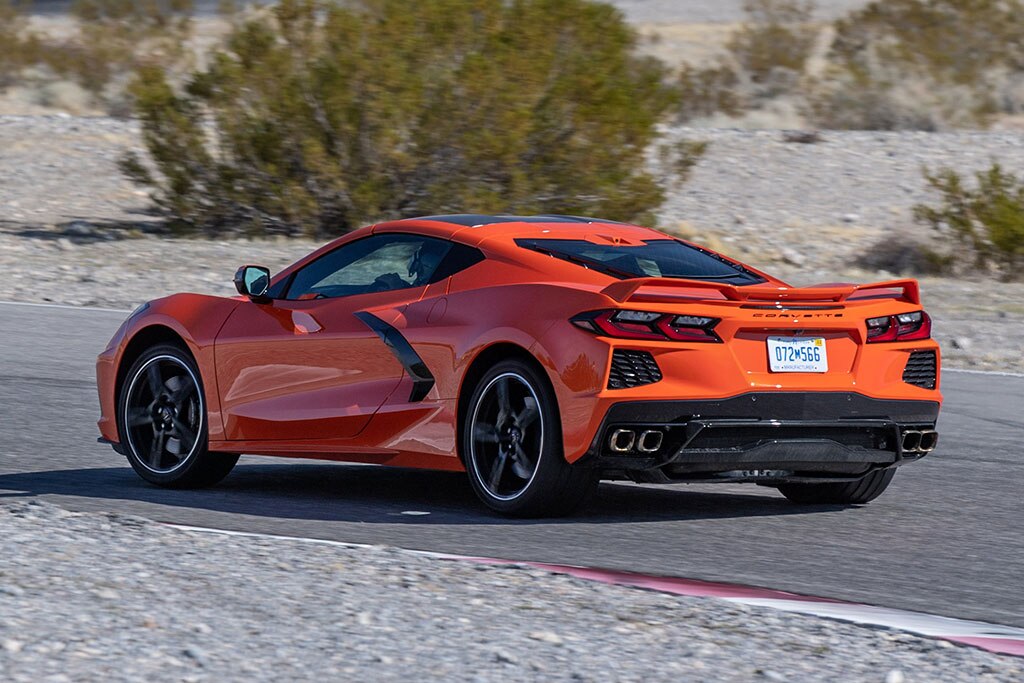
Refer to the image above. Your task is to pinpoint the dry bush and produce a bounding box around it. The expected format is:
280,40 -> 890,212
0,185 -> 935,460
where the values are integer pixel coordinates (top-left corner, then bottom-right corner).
0,0 -> 194,114
807,0 -> 1024,130
677,64 -> 744,121
676,0 -> 818,123
46,0 -> 195,112
804,77 -> 947,131
727,0 -> 817,98
854,235 -> 952,275
914,164 -> 1024,276
0,1 -> 43,89
122,0 -> 680,237
656,139 -> 709,188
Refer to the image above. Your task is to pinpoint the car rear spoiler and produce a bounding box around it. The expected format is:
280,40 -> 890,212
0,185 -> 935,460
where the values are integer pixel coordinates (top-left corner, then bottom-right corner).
600,278 -> 921,306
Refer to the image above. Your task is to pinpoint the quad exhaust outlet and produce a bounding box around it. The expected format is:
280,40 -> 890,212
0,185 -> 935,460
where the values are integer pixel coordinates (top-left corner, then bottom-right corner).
609,429 -> 664,454
901,429 -> 938,454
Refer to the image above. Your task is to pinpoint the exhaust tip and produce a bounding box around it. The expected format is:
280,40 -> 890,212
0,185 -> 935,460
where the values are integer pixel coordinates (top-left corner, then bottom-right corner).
637,430 -> 664,454
901,430 -> 922,453
919,430 -> 938,452
609,429 -> 636,453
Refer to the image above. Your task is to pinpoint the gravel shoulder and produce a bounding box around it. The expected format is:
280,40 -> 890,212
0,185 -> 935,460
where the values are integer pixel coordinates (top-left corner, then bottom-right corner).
1,500 -> 1021,682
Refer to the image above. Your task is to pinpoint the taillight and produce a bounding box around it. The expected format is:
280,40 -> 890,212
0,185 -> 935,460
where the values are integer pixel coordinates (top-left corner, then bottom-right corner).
866,311 -> 931,343
571,310 -> 721,343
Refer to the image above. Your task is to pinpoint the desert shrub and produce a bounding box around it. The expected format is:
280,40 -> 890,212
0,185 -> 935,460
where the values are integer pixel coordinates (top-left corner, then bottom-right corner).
727,0 -> 817,96
655,139 -> 709,188
677,64 -> 744,121
676,0 -> 817,122
914,164 -> 1024,275
804,78 -> 945,130
0,0 -> 194,113
854,235 -> 952,275
121,0 -> 677,237
0,1 -> 42,89
808,0 -> 1024,129
45,0 -> 195,106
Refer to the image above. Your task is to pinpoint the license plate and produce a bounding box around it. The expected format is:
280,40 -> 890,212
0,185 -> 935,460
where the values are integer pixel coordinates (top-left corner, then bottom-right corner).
767,336 -> 828,373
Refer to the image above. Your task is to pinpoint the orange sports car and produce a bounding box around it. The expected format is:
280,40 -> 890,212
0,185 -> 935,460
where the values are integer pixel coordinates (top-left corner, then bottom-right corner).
96,215 -> 941,516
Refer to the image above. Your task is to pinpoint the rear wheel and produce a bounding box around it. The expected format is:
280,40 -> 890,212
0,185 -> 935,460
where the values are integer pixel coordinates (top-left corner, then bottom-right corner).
463,359 -> 597,517
118,344 -> 238,488
777,468 -> 895,505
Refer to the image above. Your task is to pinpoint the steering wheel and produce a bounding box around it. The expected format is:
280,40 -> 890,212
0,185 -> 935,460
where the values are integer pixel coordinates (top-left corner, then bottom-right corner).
369,273 -> 407,292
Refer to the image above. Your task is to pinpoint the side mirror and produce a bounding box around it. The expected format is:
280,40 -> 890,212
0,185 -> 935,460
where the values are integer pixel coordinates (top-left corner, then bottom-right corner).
234,265 -> 271,301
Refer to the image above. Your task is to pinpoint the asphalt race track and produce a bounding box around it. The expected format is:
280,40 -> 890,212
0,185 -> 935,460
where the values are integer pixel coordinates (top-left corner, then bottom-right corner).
1,302 -> 1021,628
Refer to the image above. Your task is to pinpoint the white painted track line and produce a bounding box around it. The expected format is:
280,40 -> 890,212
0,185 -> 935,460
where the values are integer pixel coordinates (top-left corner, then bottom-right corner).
944,368 -> 1024,378
0,300 -> 130,314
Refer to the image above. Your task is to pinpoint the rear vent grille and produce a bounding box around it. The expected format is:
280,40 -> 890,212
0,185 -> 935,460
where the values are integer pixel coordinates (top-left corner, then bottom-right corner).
903,350 -> 937,389
608,350 -> 662,389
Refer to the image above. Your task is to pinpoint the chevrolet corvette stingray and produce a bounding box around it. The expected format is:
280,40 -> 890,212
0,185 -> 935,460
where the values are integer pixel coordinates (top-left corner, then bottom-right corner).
97,215 -> 942,516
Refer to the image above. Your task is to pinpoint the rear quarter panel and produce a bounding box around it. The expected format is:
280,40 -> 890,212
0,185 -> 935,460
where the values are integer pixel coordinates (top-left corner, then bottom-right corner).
391,274 -> 612,464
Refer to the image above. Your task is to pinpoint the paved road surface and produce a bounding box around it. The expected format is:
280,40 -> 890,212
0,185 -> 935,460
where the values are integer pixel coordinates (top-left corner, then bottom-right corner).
0,302 -> 1020,627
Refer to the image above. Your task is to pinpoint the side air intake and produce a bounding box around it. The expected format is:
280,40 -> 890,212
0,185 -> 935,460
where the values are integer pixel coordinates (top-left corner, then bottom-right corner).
608,350 -> 662,389
902,350 -> 937,389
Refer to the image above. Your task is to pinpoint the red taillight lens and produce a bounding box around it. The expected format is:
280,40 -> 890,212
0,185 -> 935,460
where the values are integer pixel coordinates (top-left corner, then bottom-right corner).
866,311 -> 931,343
571,310 -> 721,343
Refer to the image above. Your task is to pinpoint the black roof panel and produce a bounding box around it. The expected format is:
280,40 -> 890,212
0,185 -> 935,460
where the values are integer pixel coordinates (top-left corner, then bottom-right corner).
415,214 -> 625,227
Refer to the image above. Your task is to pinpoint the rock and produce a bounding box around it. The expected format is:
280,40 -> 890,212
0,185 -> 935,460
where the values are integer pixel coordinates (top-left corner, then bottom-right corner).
182,645 -> 208,666
780,248 -> 806,267
94,587 -> 120,600
63,221 -> 97,237
493,649 -> 519,665
841,213 -> 860,224
951,337 -> 973,351
528,631 -> 563,645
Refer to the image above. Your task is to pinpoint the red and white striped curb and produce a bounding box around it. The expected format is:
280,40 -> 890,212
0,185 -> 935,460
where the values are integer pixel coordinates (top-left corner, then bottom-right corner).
167,523 -> 1024,658
477,561 -> 1024,658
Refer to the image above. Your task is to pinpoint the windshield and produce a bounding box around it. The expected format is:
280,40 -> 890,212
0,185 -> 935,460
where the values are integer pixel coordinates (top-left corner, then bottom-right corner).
516,238 -> 765,284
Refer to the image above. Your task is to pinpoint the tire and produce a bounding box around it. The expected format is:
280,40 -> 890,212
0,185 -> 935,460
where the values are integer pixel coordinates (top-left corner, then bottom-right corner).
118,343 -> 239,488
777,468 -> 895,505
462,359 -> 597,517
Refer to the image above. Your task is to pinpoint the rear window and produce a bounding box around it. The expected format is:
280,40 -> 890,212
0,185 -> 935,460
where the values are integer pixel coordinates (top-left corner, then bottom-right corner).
516,238 -> 765,284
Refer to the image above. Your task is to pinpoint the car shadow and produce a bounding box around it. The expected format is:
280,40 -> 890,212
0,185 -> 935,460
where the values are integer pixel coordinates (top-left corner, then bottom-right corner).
0,461 -> 852,525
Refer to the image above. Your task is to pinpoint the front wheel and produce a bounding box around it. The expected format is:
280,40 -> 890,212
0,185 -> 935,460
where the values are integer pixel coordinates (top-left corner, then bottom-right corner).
777,468 -> 895,505
463,359 -> 597,517
118,344 -> 238,488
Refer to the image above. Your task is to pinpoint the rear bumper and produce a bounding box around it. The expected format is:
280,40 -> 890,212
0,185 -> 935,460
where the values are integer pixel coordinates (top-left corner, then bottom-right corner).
588,392 -> 940,483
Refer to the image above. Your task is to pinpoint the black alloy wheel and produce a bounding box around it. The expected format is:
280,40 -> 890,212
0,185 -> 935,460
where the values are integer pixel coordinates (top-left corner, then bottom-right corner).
119,344 -> 238,488
464,359 -> 597,517
469,371 -> 544,501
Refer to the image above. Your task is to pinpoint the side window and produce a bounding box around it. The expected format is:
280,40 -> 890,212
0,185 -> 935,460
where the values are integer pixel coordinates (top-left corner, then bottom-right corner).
285,234 -> 453,300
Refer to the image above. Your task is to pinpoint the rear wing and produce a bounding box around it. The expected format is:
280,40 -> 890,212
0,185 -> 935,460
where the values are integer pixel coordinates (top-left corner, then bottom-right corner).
601,278 -> 921,306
